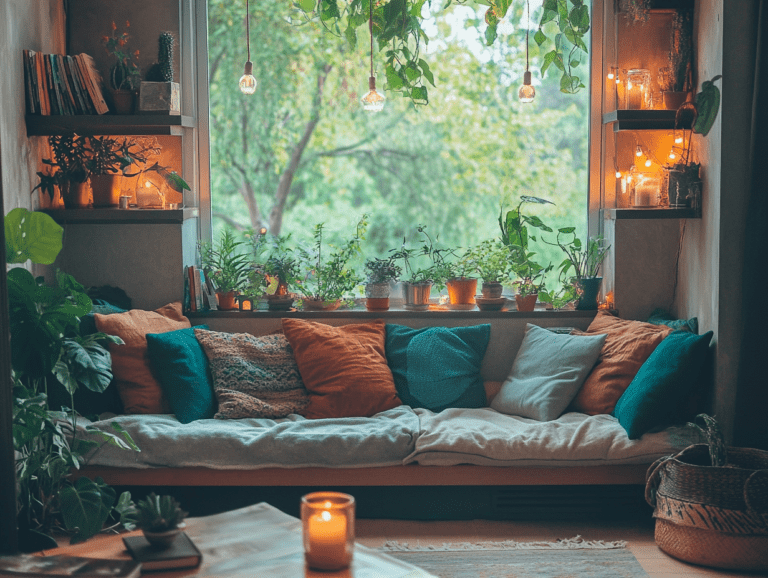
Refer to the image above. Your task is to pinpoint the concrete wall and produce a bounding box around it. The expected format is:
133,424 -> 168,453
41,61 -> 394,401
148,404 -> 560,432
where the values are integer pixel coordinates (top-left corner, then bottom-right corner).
0,0 -> 65,213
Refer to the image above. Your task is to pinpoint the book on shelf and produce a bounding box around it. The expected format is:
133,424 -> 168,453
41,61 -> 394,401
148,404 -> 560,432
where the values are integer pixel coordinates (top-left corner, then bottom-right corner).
22,50 -> 108,116
122,532 -> 202,572
186,265 -> 197,312
0,554 -> 140,577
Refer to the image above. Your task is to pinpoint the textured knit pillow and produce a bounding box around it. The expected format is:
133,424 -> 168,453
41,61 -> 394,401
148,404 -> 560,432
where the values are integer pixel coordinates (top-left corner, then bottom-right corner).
194,329 -> 309,419
146,325 -> 215,424
569,311 -> 673,415
94,302 -> 190,414
281,318 -> 401,419
385,324 -> 491,412
491,324 -> 607,421
614,330 -> 714,439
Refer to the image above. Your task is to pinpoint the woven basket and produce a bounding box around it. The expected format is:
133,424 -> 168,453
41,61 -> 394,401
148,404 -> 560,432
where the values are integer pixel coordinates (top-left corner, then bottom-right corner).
645,444 -> 768,571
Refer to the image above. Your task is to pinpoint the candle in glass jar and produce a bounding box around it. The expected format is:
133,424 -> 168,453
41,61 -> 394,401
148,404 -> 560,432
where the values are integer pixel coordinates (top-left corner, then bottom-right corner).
307,507 -> 348,567
634,182 -> 657,206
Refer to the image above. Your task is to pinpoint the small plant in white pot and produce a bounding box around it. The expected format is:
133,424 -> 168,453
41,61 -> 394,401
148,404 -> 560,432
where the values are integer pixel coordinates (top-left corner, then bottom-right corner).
364,256 -> 401,311
135,493 -> 188,548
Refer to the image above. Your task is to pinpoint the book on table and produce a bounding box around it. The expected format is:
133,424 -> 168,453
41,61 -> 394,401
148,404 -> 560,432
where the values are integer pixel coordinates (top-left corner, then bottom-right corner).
122,532 -> 202,571
0,554 -> 140,577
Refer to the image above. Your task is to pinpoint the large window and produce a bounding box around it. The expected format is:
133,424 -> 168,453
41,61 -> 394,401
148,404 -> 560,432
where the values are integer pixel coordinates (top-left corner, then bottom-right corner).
206,0 -> 589,287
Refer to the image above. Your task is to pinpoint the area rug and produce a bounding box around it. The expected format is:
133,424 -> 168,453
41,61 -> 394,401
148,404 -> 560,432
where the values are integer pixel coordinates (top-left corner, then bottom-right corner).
381,537 -> 648,578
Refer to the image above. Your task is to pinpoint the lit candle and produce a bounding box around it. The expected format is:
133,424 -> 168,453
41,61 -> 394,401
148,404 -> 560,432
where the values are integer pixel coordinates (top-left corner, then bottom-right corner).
302,493 -> 355,571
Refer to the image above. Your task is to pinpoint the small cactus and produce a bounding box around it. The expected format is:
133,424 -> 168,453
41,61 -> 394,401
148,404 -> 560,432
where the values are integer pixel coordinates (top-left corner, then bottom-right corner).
158,31 -> 174,82
135,493 -> 187,532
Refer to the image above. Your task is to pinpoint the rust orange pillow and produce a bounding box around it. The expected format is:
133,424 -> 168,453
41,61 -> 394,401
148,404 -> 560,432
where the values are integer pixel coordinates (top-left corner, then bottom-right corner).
95,302 -> 190,414
281,318 -> 401,419
570,311 -> 673,415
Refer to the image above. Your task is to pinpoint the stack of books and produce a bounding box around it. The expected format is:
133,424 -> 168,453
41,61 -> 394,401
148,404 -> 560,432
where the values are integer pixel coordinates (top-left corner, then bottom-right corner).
22,50 -> 109,116
184,265 -> 219,312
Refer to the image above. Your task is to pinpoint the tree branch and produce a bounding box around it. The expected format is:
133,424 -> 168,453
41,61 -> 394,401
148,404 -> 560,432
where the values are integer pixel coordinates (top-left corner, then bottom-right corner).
212,212 -> 246,231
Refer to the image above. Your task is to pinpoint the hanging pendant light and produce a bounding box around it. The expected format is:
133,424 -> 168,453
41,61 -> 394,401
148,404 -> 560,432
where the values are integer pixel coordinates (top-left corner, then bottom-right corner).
518,0 -> 535,103
361,0 -> 385,112
239,0 -> 257,95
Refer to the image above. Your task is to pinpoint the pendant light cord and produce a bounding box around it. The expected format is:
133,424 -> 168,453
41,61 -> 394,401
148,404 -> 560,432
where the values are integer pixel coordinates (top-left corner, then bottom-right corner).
369,0 -> 374,78
525,0 -> 530,72
246,0 -> 251,62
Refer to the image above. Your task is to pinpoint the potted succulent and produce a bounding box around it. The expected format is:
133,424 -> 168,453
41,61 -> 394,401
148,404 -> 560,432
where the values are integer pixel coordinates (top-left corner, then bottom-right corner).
199,228 -> 251,310
102,20 -> 141,114
364,256 -> 401,311
297,216 -> 367,310
390,225 -> 453,310
134,493 -> 188,548
32,133 -> 91,209
546,229 -> 609,310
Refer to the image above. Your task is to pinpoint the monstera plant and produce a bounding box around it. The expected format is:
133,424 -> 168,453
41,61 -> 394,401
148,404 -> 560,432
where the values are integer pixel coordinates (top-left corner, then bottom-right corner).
5,208 -> 138,550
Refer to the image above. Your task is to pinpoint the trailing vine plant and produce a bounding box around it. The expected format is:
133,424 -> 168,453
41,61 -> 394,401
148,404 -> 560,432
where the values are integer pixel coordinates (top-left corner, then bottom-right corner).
296,0 -> 591,103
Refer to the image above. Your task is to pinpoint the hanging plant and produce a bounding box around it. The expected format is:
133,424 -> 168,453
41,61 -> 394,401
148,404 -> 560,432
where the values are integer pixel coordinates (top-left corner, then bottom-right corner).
296,0 -> 590,103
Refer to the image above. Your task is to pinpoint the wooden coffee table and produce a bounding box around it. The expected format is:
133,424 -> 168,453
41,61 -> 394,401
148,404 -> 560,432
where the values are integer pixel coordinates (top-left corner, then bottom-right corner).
40,503 -> 434,577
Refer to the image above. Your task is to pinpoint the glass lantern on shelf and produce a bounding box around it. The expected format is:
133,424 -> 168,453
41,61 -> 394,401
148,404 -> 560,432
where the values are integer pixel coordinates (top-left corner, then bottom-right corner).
625,68 -> 651,110
135,169 -> 169,209
633,173 -> 662,207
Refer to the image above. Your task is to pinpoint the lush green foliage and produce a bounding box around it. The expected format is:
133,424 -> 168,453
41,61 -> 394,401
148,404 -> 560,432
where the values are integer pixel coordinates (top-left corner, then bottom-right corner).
199,228 -> 252,293
461,239 -> 512,283
133,493 -> 188,532
365,255 -> 402,284
546,229 -> 609,281
6,209 -> 137,544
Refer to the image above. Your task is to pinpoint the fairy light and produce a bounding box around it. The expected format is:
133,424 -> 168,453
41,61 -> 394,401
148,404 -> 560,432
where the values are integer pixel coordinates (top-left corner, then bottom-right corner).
615,170 -> 622,178
645,159 -> 652,167
635,145 -> 643,157
675,136 -> 684,144
669,152 -> 676,160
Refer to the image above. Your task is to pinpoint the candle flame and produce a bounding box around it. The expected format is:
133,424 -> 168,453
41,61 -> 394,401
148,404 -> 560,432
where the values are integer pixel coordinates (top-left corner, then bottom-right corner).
607,73 -> 614,80
321,510 -> 332,521
324,501 -> 332,509
644,159 -> 652,167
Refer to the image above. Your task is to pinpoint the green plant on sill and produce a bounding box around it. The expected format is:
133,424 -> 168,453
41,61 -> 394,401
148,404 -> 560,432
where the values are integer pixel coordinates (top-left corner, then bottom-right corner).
390,224 -> 454,290
199,228 -> 251,294
460,239 -> 512,284
32,134 -> 89,202
298,215 -> 368,303
5,208 -> 138,546
364,255 -> 402,285
297,0 -> 590,104
133,493 -> 188,533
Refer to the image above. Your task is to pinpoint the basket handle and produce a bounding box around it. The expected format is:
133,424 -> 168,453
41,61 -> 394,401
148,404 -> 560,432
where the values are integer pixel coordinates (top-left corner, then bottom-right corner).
744,469 -> 768,525
645,455 -> 672,507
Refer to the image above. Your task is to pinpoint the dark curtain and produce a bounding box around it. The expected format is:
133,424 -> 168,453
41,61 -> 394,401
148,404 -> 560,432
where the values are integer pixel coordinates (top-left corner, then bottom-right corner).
734,0 -> 768,450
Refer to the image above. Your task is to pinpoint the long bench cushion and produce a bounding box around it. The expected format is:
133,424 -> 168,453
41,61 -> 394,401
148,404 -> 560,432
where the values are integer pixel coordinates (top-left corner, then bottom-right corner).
79,406 -> 419,469
404,408 -> 698,467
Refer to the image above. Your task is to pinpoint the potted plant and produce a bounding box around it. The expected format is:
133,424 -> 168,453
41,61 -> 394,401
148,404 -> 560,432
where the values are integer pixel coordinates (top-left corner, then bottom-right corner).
660,8 -> 694,110
297,216 -> 367,310
444,249 -> 477,308
133,493 -> 188,548
102,20 -> 141,114
6,209 -> 138,550
391,225 -> 453,310
545,229 -> 610,310
364,256 -> 401,311
462,239 -> 512,299
32,134 -> 91,209
199,228 -> 251,310
250,232 -> 301,311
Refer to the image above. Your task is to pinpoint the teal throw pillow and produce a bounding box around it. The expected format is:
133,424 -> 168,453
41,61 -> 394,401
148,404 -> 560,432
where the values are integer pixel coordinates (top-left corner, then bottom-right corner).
385,324 -> 491,412
490,324 -> 607,421
647,308 -> 698,334
146,325 -> 215,423
614,330 -> 714,439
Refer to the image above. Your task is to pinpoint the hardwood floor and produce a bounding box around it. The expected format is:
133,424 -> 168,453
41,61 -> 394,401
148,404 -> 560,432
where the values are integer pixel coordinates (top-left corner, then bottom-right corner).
355,517 -> 763,577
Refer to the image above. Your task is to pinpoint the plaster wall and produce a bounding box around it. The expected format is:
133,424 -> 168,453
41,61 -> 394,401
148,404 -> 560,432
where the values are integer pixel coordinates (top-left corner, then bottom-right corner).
0,0 -> 65,212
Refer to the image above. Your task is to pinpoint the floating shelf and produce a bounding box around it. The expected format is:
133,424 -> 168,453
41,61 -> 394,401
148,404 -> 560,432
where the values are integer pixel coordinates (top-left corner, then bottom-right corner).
602,110 -> 693,132
604,208 -> 700,220
42,207 -> 199,225
25,114 -> 195,136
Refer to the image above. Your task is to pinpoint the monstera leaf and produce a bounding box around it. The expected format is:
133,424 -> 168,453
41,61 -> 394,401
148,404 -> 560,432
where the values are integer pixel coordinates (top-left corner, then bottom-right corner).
692,75 -> 722,137
4,208 -> 63,265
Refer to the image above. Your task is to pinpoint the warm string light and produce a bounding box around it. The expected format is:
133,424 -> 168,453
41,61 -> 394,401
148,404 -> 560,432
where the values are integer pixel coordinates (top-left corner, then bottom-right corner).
361,0 -> 385,112
518,0 -> 535,103
635,145 -> 643,157
238,0 -> 256,94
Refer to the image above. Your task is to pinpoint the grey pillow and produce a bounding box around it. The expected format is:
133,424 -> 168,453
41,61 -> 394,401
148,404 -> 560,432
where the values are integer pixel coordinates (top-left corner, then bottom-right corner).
491,324 -> 606,421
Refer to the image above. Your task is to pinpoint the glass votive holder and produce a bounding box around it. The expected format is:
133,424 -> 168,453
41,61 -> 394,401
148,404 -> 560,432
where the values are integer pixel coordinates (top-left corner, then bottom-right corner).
625,68 -> 651,110
633,173 -> 661,207
301,492 -> 355,571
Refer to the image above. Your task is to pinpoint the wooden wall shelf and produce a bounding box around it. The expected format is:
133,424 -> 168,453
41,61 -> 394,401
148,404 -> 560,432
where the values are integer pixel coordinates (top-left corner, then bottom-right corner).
42,207 -> 198,225
604,208 -> 700,220
25,114 -> 194,136
602,110 -> 693,131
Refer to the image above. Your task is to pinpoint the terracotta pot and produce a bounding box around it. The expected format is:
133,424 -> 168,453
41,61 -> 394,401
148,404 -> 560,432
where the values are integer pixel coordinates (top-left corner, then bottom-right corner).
90,174 -> 122,207
365,282 -> 391,299
663,91 -> 689,110
302,298 -> 341,311
109,89 -> 135,114
446,277 -> 477,305
402,282 -> 433,310
217,291 -> 238,310
365,297 -> 390,311
61,181 -> 91,209
481,282 -> 504,299
514,293 -> 538,312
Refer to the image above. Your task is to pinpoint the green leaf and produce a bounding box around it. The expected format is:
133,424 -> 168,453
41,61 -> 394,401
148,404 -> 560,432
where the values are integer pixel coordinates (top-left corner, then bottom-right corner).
534,29 -> 547,46
344,23 -> 357,48
405,64 -> 420,82
540,9 -> 557,25
385,64 -> 404,89
411,86 -> 428,104
320,0 -> 340,20
543,0 -> 557,10
541,50 -> 557,75
418,59 -> 435,86
60,477 -> 114,543
116,491 -> 138,531
692,75 -> 722,137
485,23 -> 498,46
298,0 -> 315,12
559,226 -> 576,234
160,171 -> 191,192
4,208 -> 64,265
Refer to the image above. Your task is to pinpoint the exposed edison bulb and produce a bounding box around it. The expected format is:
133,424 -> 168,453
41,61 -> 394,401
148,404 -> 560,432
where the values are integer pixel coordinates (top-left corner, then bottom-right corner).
675,136 -> 684,144
615,171 -> 622,179
645,159 -> 652,167
669,152 -> 676,160
635,145 -> 643,157
239,61 -> 257,95
616,77 -> 621,84
607,72 -> 615,80
361,77 -> 386,112
518,70 -> 535,103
